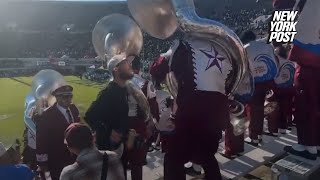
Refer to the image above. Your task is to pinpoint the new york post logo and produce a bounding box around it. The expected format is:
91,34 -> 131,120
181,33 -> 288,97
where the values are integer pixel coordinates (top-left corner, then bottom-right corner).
268,11 -> 298,43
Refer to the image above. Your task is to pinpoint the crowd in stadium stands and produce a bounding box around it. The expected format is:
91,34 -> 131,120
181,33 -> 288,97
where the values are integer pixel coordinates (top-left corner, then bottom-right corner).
219,7 -> 272,34
0,69 -> 40,78
0,32 -> 96,59
0,68 -> 74,78
83,69 -> 110,82
0,59 -> 25,68
0,5 -> 272,64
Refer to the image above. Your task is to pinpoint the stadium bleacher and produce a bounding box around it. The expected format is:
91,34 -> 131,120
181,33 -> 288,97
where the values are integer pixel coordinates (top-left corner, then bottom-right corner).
0,0 -> 272,61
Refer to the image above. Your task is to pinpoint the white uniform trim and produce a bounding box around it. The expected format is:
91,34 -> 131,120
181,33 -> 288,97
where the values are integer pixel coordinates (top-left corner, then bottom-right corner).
189,39 -> 232,94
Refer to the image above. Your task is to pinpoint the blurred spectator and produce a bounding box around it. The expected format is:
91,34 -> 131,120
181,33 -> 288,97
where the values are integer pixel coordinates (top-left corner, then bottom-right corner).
0,141 -> 35,180
60,123 -> 125,180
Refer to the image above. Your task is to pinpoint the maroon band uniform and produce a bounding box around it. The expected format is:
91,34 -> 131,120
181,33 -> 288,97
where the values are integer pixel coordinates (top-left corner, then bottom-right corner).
152,39 -> 232,180
36,103 -> 80,180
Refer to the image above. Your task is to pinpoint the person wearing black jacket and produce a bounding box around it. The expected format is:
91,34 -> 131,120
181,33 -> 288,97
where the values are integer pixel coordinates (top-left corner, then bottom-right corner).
85,55 -> 134,151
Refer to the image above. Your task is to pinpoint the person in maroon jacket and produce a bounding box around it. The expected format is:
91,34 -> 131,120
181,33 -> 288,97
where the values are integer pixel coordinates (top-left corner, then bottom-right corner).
273,0 -> 296,10
124,58 -> 160,180
36,85 -> 80,180
149,54 -> 174,154
272,0 -> 306,10
271,0 -> 307,48
283,0 -> 320,160
266,45 -> 296,134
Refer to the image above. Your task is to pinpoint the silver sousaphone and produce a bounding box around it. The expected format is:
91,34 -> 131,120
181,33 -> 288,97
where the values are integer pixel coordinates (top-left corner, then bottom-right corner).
24,69 -> 67,135
128,0 -> 249,134
128,0 -> 248,95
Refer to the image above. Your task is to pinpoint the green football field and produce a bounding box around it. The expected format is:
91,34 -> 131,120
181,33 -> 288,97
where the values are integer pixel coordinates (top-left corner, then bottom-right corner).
0,76 -> 106,147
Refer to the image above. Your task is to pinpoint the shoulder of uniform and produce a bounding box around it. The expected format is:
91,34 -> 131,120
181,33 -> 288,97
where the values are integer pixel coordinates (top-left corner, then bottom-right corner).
69,103 -> 79,109
41,105 -> 55,116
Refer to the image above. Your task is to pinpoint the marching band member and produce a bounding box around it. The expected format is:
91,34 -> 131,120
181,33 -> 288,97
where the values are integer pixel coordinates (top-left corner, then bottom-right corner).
222,31 -> 256,159
23,93 -> 52,171
272,0 -> 306,11
268,45 -> 295,133
284,0 -> 320,160
124,57 -> 160,180
149,49 -> 174,154
242,30 -> 279,146
150,37 -> 231,179
126,0 -> 249,178
36,85 -> 80,180
22,93 -> 39,171
223,74 -> 254,159
272,0 -> 296,10
150,52 -> 203,176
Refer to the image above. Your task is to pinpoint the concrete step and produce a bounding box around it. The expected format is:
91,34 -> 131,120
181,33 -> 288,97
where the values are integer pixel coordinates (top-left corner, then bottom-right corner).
128,124 -> 299,180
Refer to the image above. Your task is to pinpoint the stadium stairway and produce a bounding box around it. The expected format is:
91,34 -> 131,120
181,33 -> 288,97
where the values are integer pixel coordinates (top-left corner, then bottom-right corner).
127,119 -> 300,180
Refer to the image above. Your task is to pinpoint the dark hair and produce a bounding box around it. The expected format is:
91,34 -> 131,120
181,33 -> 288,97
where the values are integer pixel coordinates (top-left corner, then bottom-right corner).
277,45 -> 288,59
131,57 -> 141,71
64,123 -> 93,150
240,30 -> 256,44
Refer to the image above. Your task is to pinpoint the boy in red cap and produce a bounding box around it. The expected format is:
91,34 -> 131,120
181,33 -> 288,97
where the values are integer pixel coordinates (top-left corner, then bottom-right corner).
60,123 -> 125,180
